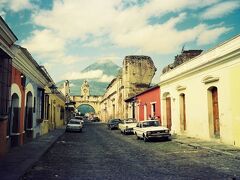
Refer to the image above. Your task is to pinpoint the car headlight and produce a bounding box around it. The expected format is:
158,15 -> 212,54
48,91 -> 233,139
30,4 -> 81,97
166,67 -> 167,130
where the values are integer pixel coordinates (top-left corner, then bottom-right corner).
165,130 -> 169,133
146,131 -> 151,135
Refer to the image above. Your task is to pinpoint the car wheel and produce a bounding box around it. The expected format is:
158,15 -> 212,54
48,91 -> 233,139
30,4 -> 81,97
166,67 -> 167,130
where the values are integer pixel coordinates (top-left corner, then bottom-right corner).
143,135 -> 148,142
135,133 -> 140,140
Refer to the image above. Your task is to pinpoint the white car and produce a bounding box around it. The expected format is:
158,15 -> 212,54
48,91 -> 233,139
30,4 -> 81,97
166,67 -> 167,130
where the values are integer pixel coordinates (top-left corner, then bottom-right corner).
66,119 -> 83,132
134,120 -> 171,142
118,118 -> 137,134
74,116 -> 85,127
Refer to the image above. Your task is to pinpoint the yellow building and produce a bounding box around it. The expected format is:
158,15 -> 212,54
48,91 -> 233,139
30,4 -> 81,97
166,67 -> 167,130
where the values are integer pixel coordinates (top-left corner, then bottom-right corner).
100,55 -> 156,122
160,35 -> 240,147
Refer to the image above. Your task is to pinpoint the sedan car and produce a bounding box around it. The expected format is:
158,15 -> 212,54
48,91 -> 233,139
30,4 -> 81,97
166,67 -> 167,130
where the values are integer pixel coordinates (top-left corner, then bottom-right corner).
74,116 -> 85,127
118,118 -> 137,134
134,120 -> 171,142
107,119 -> 121,130
65,119 -> 83,132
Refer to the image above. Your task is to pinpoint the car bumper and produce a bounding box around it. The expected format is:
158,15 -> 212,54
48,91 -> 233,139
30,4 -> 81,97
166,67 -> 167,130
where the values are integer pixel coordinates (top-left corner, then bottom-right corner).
146,133 -> 171,139
66,127 -> 82,132
125,128 -> 134,133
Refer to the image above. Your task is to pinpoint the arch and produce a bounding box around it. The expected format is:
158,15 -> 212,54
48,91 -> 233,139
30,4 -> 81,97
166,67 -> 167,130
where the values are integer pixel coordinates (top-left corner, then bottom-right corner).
9,93 -> 20,147
11,83 -> 21,107
162,92 -> 172,130
25,83 -> 34,105
77,104 -> 95,115
207,86 -> 220,138
25,91 -> 33,139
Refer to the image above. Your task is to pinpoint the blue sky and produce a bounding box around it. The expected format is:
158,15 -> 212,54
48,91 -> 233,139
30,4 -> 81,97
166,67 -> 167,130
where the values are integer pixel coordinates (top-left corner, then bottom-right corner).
1,0 -> 240,83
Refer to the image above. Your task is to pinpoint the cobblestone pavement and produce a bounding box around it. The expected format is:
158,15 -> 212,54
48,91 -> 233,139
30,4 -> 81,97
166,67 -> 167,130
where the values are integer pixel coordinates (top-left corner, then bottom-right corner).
21,123 -> 240,180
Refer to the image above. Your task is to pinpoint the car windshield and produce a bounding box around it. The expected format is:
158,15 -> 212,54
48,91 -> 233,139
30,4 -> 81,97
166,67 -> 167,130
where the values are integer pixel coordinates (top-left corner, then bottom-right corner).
69,120 -> 80,124
125,120 -> 135,123
112,119 -> 120,123
142,121 -> 159,127
75,116 -> 83,120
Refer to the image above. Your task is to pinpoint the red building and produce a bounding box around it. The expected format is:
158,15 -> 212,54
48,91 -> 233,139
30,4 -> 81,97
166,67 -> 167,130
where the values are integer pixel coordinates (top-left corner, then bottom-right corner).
9,67 -> 26,147
125,85 -> 161,124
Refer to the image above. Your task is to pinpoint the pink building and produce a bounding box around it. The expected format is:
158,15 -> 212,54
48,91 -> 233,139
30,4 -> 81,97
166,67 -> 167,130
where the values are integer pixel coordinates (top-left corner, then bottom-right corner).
125,85 -> 161,124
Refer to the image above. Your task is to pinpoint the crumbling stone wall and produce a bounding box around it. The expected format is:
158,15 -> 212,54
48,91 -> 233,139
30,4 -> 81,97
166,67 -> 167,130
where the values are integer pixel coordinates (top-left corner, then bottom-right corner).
162,50 -> 202,74
122,55 -> 156,98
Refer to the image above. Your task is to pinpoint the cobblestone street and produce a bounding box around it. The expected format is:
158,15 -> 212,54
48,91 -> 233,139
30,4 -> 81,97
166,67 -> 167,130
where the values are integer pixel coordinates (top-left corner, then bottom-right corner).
22,123 -> 240,180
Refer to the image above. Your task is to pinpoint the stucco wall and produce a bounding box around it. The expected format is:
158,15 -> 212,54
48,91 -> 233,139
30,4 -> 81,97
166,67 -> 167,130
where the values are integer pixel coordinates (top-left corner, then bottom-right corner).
160,35 -> 240,146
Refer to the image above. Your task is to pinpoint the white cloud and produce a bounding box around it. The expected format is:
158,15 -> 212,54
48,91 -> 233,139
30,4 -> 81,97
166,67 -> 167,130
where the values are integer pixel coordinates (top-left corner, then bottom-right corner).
62,70 -> 104,80
69,83 -> 75,87
98,74 -> 115,82
97,56 -> 122,64
0,0 -> 33,12
61,69 -> 115,82
22,29 -> 65,54
29,0 -> 227,55
9,0 -> 33,12
197,27 -> 232,45
201,1 -> 240,19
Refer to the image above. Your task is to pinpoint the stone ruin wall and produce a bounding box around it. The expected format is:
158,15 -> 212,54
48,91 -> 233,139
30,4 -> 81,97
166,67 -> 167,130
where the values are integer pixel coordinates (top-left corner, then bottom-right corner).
122,55 -> 156,98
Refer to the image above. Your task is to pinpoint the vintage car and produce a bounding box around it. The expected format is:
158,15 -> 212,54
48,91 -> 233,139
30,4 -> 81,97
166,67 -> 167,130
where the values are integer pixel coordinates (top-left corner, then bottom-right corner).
107,119 -> 121,130
74,115 -> 85,127
134,120 -> 171,142
65,119 -> 83,132
118,118 -> 137,134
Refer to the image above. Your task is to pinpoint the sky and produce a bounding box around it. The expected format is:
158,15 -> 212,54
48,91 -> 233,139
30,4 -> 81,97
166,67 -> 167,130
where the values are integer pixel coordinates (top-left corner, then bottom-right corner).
0,0 -> 240,83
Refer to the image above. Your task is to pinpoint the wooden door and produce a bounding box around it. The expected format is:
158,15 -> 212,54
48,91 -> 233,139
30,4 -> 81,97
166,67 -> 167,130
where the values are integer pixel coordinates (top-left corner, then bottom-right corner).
166,97 -> 172,130
183,94 -> 186,131
212,87 -> 220,137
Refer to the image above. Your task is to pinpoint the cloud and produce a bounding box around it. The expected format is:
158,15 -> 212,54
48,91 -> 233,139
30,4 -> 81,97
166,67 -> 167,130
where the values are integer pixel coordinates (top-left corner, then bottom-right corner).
21,29 -> 81,65
61,69 -> 115,82
98,74 -> 115,82
197,27 -> 232,45
9,0 -> 33,12
62,70 -> 104,80
69,83 -> 75,87
29,0 -> 228,55
0,0 -> 33,12
97,56 -> 122,64
201,1 -> 240,20
22,29 -> 65,54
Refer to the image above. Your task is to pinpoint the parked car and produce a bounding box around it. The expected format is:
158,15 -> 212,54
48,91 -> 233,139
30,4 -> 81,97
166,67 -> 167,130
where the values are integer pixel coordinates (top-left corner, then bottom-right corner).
74,116 -> 85,127
92,117 -> 100,122
134,120 -> 171,142
107,119 -> 121,130
118,118 -> 137,134
66,119 -> 83,132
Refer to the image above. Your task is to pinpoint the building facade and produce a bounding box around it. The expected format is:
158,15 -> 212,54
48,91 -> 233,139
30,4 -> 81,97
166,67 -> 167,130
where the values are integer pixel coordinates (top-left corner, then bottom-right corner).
125,85 -> 161,123
160,35 -> 240,147
0,16 -> 18,156
100,55 -> 156,122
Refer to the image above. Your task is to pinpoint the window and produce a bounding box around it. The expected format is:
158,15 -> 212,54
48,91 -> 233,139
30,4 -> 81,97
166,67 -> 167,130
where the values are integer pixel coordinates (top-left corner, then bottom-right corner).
0,54 -> 12,119
60,106 -> 64,120
151,103 -> 156,117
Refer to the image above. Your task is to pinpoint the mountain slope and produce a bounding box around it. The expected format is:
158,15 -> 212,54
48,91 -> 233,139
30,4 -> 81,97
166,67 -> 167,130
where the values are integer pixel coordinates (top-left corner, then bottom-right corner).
57,60 -> 120,96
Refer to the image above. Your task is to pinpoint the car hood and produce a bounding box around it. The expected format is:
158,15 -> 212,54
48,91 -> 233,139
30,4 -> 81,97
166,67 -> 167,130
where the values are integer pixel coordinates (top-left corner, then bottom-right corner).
142,126 -> 169,131
125,123 -> 137,128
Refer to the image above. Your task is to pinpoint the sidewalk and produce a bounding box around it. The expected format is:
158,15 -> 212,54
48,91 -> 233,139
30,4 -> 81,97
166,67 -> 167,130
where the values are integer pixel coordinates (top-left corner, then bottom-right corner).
173,134 -> 240,159
0,127 -> 65,180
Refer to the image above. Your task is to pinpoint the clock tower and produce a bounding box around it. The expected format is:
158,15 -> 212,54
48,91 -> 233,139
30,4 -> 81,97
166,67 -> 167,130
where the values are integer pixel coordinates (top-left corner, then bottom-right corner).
81,80 -> 90,97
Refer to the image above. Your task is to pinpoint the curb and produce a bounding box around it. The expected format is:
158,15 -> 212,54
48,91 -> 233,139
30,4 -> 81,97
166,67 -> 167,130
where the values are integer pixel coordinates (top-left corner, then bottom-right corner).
19,129 -> 66,178
174,139 -> 240,160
